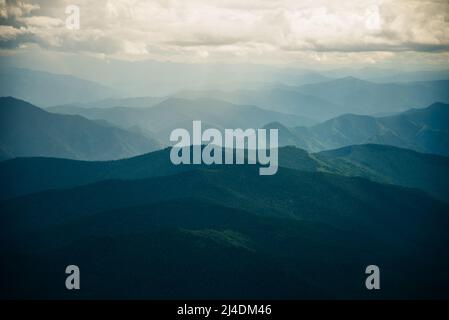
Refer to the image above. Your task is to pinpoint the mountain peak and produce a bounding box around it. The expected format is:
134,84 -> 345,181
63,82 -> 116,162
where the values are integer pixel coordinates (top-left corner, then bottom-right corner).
1,96 -> 28,104
0,96 -> 45,113
427,102 -> 449,110
402,101 -> 449,117
263,121 -> 290,130
337,76 -> 369,84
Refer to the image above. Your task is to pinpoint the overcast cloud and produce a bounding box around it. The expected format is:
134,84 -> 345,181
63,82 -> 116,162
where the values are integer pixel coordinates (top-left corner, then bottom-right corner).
1,0 -> 449,66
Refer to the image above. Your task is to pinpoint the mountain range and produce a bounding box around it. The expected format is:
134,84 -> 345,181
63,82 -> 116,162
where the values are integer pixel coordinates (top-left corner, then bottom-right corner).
0,55 -> 336,96
1,163 -> 448,299
3,65 -> 449,122
55,96 -> 166,109
0,68 -> 120,107
175,77 -> 449,120
1,144 -> 448,203
1,102 -> 449,298
296,77 -> 449,115
1,63 -> 449,299
3,96 -> 449,164
0,97 -> 160,160
48,97 -> 315,143
267,102 -> 449,157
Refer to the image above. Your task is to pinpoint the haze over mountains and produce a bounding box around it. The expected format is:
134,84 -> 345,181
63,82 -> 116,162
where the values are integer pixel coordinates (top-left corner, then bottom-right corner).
0,68 -> 119,107
60,96 -> 166,109
2,66 -> 449,121
46,99 -> 449,158
0,55 -> 336,96
48,97 -> 315,143
2,66 -> 448,163
2,0 -> 449,299
1,63 -> 449,299
319,67 -> 449,83
3,52 -> 448,96
176,77 -> 449,120
2,92 -> 449,162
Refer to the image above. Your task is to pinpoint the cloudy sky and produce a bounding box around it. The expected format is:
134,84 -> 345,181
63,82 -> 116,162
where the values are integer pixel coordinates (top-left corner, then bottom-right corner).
1,0 -> 449,67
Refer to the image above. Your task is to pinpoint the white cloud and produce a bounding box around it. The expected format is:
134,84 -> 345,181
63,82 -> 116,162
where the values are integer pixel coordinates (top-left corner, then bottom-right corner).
0,0 -> 39,19
0,0 -> 448,65
0,25 -> 24,40
20,16 -> 63,28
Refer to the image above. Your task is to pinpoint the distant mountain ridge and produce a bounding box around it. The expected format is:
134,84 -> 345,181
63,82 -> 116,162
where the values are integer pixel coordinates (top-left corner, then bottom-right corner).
53,96 -> 166,109
266,102 -> 449,157
175,88 -> 340,120
0,97 -> 160,160
175,77 -> 449,120
48,97 -> 316,144
295,77 -> 449,115
0,68 -> 120,107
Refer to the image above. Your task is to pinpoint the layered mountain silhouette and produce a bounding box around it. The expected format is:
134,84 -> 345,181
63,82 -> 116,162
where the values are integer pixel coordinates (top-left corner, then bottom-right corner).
1,144 -> 448,203
175,77 -> 449,120
296,77 -> 449,115
267,102 -> 449,156
48,97 -> 315,143
54,96 -> 166,109
175,88 -> 340,121
0,97 -> 160,160
2,106 -> 449,298
2,60 -> 449,300
0,68 -> 119,107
